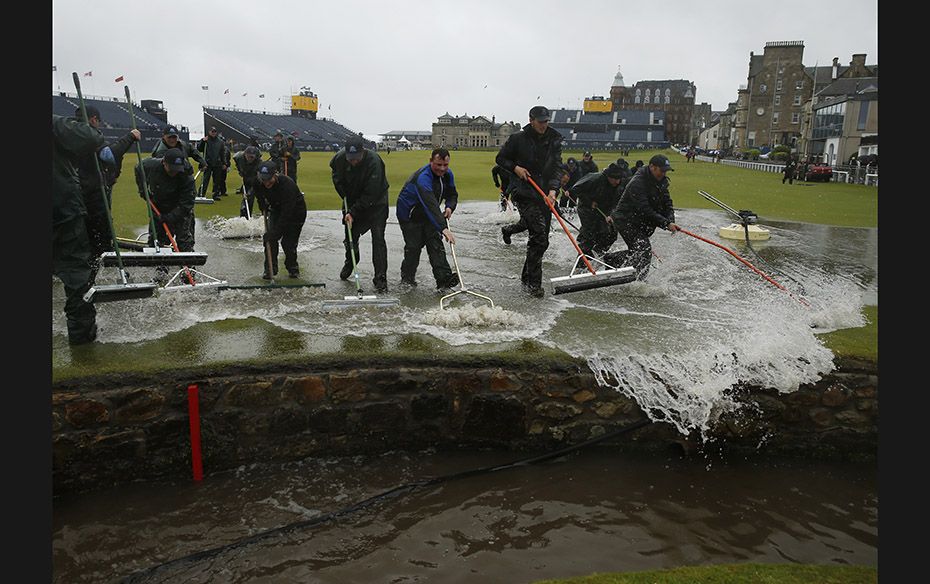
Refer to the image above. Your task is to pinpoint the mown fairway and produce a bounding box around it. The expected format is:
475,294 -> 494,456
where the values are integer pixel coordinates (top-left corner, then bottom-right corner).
108,148 -> 877,238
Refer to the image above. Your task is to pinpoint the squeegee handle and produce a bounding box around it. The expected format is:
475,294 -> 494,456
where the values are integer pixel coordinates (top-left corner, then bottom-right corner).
526,175 -> 597,275
148,200 -> 196,285
678,227 -> 808,306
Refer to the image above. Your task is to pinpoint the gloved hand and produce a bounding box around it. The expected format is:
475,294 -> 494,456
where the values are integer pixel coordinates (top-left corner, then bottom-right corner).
98,146 -> 115,164
199,163 -> 206,171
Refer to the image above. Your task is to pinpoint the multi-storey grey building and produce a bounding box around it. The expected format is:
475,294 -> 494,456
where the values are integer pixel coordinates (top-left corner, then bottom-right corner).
733,42 -> 877,155
431,113 -> 520,149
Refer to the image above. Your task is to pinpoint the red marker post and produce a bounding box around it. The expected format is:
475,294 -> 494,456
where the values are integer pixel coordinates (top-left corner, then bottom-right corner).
187,384 -> 204,481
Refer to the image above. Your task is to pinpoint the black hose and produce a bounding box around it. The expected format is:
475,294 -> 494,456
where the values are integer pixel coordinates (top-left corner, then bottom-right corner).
119,418 -> 651,583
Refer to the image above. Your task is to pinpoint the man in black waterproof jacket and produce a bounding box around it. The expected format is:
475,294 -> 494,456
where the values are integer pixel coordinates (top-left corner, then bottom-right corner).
233,146 -> 264,217
573,163 -> 626,257
494,105 -> 564,297
134,148 -> 196,252
74,106 -> 142,265
330,135 -> 390,292
53,113 -> 104,344
579,151 -> 599,175
152,125 -> 206,169
253,161 -> 307,279
197,126 -> 229,200
603,154 -> 679,280
396,147 -> 459,289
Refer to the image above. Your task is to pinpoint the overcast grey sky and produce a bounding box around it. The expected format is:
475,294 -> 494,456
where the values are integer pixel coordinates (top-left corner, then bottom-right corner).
52,0 -> 877,141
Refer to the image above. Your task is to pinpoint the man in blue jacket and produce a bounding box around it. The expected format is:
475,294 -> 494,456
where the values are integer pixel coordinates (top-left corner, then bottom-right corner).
396,147 -> 459,289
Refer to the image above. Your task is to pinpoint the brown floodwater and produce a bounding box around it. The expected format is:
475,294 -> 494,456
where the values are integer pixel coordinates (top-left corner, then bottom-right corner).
52,447 -> 877,583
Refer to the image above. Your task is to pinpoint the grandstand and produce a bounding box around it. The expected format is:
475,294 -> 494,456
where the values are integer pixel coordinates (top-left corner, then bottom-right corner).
52,92 -> 187,151
203,106 -> 371,151
549,108 -> 670,150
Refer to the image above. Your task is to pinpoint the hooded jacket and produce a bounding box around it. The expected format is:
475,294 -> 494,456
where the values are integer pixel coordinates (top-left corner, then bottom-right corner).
52,115 -> 104,226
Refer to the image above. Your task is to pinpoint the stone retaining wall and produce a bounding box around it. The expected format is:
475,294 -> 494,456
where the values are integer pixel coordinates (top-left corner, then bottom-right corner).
52,357 -> 877,494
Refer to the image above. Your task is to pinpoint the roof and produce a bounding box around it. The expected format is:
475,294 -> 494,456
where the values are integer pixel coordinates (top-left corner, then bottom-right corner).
380,130 -> 432,137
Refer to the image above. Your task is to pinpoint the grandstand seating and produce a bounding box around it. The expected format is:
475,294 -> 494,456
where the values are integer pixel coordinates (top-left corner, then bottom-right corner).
52,93 -> 182,151
549,107 -> 669,150
204,107 -> 368,151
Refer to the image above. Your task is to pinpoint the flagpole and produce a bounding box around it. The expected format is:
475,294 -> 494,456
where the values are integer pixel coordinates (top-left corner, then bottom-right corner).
54,66 -> 61,90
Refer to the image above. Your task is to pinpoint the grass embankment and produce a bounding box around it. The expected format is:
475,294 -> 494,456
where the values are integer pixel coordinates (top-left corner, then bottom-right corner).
532,563 -> 877,584
108,148 -> 877,233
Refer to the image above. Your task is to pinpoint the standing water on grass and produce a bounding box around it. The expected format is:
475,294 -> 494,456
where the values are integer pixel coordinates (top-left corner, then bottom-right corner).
53,203 -> 876,437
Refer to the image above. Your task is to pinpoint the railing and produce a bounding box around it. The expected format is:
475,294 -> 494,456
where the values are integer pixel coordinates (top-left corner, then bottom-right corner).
694,155 -> 878,185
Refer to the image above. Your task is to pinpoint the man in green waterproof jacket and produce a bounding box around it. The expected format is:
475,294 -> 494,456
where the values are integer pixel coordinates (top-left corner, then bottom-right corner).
53,113 -> 104,344
134,148 -> 196,252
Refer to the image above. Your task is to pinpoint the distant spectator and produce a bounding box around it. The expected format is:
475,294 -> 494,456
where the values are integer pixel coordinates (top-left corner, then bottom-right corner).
268,131 -> 286,172
782,157 -> 797,184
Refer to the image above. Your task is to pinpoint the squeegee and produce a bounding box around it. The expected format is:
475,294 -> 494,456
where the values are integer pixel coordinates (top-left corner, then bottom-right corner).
322,198 -> 400,310
526,176 -> 635,295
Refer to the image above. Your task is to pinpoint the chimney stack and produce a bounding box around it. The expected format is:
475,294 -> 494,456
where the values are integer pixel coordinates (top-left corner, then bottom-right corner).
832,57 -> 839,80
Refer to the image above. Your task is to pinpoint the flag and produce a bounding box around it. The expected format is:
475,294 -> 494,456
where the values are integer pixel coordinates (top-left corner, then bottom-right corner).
84,71 -> 93,77
52,65 -> 57,71
114,75 -> 124,82
328,105 -> 331,110
201,85 -> 209,90
224,88 -> 229,94
242,92 -> 247,97
258,94 -> 264,98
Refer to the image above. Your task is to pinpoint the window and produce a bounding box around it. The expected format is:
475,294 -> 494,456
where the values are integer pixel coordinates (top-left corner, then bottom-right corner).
796,80 -> 803,90
793,94 -> 801,106
857,101 -> 870,130
774,95 -> 781,106
773,112 -> 780,124
776,79 -> 783,91
634,95 -> 641,104
792,112 -> 800,124
644,95 -> 650,104
665,96 -> 670,104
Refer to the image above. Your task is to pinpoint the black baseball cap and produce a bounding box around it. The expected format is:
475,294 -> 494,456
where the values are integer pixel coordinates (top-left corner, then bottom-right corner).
162,148 -> 186,172
649,154 -> 674,171
244,146 -> 259,157
257,160 -> 277,181
163,125 -> 179,137
604,163 -> 625,179
209,126 -> 218,132
529,105 -> 550,121
345,136 -> 365,161
75,105 -> 101,122
583,151 -> 592,157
